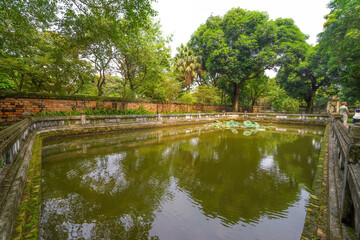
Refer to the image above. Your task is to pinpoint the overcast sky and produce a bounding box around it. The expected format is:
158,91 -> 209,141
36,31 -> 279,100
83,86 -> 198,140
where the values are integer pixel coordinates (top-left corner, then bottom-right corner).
153,0 -> 330,56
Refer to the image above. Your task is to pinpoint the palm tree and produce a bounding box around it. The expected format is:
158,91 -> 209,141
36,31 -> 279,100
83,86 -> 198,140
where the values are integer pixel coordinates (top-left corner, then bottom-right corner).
174,44 -> 202,89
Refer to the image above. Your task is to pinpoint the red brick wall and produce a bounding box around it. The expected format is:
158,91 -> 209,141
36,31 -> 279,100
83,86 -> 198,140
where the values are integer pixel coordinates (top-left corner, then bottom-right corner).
0,97 -> 232,124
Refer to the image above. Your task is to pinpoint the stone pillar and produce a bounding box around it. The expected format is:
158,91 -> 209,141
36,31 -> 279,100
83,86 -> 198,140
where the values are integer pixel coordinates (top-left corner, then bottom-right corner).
80,111 -> 86,125
327,95 -> 340,113
348,125 -> 360,144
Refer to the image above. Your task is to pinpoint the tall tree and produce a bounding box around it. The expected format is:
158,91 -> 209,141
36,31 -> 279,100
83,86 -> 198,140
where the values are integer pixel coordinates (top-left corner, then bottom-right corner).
319,0 -> 360,99
0,0 -> 157,95
277,45 -> 332,113
190,8 -> 308,111
240,74 -> 271,112
114,20 -> 171,99
0,0 -> 58,91
59,0 -> 156,96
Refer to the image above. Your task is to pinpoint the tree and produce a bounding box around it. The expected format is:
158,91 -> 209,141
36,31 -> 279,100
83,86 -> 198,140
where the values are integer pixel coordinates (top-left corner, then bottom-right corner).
173,44 -> 202,89
277,45 -> 332,113
0,30 -> 94,94
0,0 -> 157,96
114,20 -> 171,99
0,73 -> 16,91
267,79 -> 300,113
319,0 -> 360,99
58,0 -> 157,96
240,74 -> 271,112
190,8 -> 308,111
0,0 -> 57,55
0,0 -> 58,92
150,76 -> 182,103
193,85 -> 221,105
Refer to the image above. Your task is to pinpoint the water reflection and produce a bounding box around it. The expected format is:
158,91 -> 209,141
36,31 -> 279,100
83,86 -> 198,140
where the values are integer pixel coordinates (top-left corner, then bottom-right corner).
40,125 -> 323,239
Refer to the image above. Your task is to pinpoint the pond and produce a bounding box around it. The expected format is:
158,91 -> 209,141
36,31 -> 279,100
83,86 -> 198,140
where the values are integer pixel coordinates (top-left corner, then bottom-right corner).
40,124 -> 324,240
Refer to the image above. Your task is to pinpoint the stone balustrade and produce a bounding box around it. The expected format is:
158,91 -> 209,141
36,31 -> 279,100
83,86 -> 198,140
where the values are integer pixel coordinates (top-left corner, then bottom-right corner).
0,112 -> 336,174
329,118 -> 360,239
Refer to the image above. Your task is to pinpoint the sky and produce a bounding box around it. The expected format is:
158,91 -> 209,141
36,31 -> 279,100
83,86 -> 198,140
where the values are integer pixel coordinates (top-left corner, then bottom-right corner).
153,0 -> 331,56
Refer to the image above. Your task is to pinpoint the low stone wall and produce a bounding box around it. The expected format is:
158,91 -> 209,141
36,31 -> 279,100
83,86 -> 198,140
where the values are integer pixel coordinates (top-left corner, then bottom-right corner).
0,113 -> 336,239
0,95 -> 232,124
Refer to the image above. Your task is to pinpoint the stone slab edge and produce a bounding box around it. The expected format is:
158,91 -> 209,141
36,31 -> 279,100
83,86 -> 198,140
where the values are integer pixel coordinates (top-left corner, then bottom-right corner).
301,125 -> 329,240
0,132 -> 35,240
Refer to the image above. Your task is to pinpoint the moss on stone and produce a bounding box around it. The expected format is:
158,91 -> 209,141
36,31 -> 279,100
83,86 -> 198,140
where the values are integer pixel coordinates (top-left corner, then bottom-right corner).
12,135 -> 43,240
301,125 -> 329,239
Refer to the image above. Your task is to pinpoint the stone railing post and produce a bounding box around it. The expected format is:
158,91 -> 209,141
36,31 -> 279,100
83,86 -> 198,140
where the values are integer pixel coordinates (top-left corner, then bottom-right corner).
302,111 -> 306,120
157,111 -> 162,121
198,111 -> 201,119
80,111 -> 86,125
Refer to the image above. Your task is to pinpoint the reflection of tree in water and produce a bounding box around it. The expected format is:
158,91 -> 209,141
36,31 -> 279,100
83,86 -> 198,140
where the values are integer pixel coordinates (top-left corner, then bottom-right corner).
273,135 -> 321,190
41,128 -> 321,238
40,143 -> 172,239
171,131 -> 317,226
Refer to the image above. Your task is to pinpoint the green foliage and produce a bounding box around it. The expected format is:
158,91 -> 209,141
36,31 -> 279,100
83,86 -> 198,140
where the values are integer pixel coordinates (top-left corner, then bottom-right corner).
0,0 -> 161,98
315,85 -> 341,106
178,93 -> 195,105
85,107 -> 154,116
32,109 -> 81,117
239,74 -> 271,111
319,0 -> 360,99
173,44 -> 203,89
142,73 -> 182,103
0,73 -> 16,91
193,85 -> 221,105
114,21 -> 172,99
32,107 -> 218,116
268,80 -> 300,113
190,8 -> 308,111
277,45 -> 332,113
32,107 -> 155,117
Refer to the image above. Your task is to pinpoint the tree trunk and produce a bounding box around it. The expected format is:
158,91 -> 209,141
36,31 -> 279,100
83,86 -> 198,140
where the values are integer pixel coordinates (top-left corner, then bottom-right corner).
305,95 -> 314,113
233,82 -> 241,112
97,71 -> 106,96
97,77 -> 104,96
251,99 -> 256,113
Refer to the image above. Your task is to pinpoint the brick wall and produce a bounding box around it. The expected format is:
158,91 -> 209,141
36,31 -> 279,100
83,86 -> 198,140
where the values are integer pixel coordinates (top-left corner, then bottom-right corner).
0,97 -> 232,124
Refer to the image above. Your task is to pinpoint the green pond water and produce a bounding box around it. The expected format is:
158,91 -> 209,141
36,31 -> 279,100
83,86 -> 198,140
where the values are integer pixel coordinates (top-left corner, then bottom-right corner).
40,124 -> 324,240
